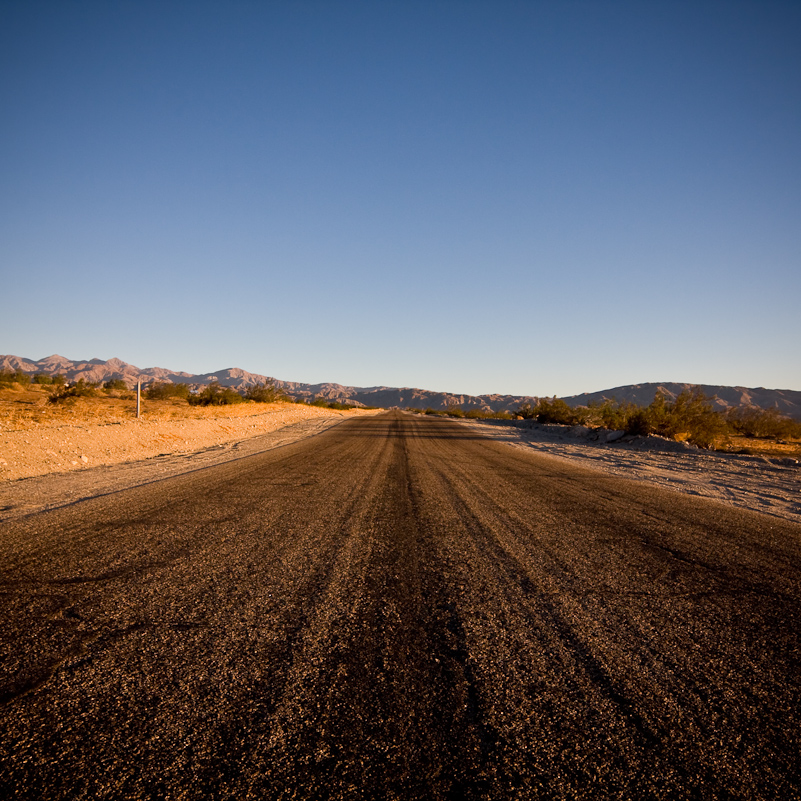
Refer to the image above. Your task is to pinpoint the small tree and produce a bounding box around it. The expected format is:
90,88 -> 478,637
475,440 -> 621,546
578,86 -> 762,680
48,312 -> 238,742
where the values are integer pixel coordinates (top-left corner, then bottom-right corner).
726,406 -> 801,440
145,382 -> 191,401
244,382 -> 287,403
188,382 -> 243,406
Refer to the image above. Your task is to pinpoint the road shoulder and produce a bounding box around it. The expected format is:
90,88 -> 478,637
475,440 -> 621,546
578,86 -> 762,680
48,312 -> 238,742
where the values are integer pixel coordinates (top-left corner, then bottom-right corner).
456,416 -> 801,525
0,416 -> 350,522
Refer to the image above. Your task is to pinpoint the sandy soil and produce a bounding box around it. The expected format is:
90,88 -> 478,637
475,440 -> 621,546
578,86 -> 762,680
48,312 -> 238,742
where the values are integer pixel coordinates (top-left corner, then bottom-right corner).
0,393 -> 376,483
457,418 -> 801,525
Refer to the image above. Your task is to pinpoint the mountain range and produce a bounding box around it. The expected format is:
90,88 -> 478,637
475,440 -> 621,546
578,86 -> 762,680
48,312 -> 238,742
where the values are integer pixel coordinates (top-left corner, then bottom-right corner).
2,354 -> 800,419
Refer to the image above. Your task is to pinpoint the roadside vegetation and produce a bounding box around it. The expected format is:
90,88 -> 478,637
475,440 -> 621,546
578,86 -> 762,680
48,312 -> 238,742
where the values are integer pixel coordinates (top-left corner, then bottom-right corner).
0,379 -> 372,438
2,372 -> 798,454
0,372 -> 371,415
514,390 -> 801,450
407,406 -> 515,420
410,389 -> 801,453
1,370 -> 65,388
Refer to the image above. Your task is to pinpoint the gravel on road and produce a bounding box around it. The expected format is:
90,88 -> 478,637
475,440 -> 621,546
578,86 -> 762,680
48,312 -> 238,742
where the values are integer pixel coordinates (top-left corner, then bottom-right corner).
1,412 -> 800,799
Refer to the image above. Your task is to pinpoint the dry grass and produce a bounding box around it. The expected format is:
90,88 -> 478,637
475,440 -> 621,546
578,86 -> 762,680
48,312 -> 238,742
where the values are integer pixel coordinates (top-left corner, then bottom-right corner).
0,385 -> 308,431
0,385 -> 378,482
715,434 -> 801,459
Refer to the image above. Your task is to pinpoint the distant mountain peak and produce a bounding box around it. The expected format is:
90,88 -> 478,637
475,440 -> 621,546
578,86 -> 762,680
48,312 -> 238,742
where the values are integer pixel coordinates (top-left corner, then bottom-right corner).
2,354 -> 799,419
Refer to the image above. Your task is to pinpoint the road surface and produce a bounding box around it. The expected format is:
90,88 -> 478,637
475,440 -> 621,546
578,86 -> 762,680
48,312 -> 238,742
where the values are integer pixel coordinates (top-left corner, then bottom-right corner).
1,411 -> 800,799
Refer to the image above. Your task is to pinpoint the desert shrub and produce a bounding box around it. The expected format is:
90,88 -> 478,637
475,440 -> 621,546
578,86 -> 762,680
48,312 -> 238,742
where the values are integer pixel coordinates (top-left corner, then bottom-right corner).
244,382 -> 288,403
517,397 -> 582,425
48,379 -> 99,403
620,390 -> 727,448
104,378 -> 128,391
188,382 -> 243,406
33,374 -> 53,385
517,391 -> 729,447
595,400 -> 635,431
726,407 -> 801,440
446,406 -> 465,418
0,371 -> 31,387
516,403 -> 538,420
488,410 -> 514,420
665,390 -> 727,447
52,374 -> 66,386
624,408 -> 653,436
145,382 -> 191,401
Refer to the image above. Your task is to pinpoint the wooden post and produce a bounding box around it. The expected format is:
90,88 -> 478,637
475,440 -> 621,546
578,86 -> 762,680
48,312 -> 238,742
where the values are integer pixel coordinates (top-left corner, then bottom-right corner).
136,381 -> 141,418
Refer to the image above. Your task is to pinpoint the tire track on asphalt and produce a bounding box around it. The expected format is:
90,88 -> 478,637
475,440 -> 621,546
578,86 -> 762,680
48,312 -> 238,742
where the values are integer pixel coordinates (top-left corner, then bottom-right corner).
2,412 -> 801,799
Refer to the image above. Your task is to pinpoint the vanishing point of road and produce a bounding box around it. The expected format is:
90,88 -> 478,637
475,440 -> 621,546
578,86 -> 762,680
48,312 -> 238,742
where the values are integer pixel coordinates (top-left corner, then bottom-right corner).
2,411 -> 800,799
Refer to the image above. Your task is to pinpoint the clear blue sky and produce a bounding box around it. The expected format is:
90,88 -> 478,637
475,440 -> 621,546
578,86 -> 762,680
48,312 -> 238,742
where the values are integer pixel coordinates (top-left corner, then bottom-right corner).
2,1 -> 799,396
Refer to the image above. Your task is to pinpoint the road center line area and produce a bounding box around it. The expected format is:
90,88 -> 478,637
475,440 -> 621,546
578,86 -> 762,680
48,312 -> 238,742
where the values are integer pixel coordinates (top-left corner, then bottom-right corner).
1,411 -> 800,799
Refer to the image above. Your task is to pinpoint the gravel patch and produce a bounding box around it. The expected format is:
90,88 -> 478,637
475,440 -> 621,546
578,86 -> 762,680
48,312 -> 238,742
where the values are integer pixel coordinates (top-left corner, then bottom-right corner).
457,418 -> 801,525
0,407 -> 378,521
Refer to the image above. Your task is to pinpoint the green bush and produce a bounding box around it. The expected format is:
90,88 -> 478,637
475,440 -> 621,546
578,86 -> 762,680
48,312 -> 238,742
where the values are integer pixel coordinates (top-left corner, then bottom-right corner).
188,382 -> 243,406
726,406 -> 801,440
244,382 -> 288,403
0,371 -> 32,387
145,382 -> 191,401
33,374 -> 53,385
104,378 -> 128,391
595,400 -> 634,431
516,390 -> 736,449
618,390 -> 727,448
48,379 -> 99,403
516,397 -> 586,425
663,390 -> 727,447
516,403 -> 537,420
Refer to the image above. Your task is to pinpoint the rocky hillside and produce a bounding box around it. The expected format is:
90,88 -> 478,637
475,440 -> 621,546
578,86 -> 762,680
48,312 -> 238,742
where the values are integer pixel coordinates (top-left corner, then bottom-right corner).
0,355 -> 540,412
2,355 -> 799,418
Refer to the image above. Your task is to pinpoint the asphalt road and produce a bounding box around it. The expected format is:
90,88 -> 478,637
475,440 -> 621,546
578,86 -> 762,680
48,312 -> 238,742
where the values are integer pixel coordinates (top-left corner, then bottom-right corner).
1,411 -> 800,800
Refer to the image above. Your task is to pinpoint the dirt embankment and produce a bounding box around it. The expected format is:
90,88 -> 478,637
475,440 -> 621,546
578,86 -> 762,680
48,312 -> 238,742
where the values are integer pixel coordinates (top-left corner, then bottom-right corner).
0,387 -> 377,482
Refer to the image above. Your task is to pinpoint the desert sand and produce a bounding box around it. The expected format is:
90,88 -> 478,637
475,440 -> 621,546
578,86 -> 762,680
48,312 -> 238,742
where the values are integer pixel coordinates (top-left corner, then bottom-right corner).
0,395 -> 376,482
